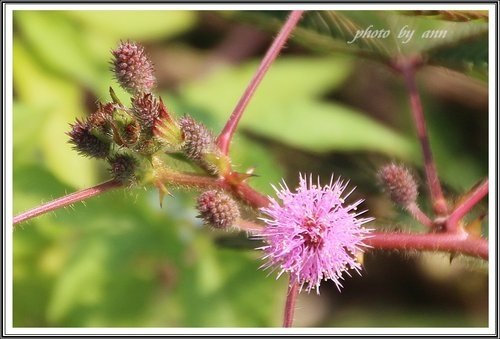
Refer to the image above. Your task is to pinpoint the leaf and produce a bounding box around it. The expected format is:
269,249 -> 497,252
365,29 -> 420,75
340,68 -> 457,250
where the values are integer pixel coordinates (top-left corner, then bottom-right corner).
401,10 -> 488,22
179,57 -> 415,158
426,32 -> 488,81
66,10 -> 196,41
14,11 -> 102,88
224,11 -> 394,63
226,11 -> 489,79
13,40 -> 98,188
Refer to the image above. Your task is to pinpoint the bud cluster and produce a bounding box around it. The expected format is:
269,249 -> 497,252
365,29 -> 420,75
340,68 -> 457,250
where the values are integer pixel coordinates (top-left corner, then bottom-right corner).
68,40 -> 228,191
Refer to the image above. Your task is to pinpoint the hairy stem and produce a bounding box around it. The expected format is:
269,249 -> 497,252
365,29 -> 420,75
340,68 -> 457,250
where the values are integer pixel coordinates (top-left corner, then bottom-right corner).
406,202 -> 433,228
283,278 -> 299,327
447,179 -> 489,233
13,180 -> 122,227
366,231 -> 488,260
216,10 -> 304,155
398,57 -> 448,216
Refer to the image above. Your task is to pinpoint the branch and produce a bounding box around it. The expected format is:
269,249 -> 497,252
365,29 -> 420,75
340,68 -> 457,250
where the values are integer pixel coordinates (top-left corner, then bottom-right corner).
365,231 -> 488,260
13,180 -> 123,227
396,56 -> 448,216
447,179 -> 489,232
216,10 -> 304,155
283,278 -> 299,327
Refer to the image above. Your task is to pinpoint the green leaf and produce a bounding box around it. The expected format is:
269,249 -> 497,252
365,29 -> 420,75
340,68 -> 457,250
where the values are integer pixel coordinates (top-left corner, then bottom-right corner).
14,11 -> 101,88
180,57 -> 415,158
66,10 -> 197,41
401,10 -> 488,22
13,40 -> 98,188
426,32 -> 488,81
227,11 -> 488,79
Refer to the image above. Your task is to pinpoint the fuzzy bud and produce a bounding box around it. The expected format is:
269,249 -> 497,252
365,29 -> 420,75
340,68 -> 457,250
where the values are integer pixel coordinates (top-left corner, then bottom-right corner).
108,154 -> 139,185
68,119 -> 111,158
111,41 -> 155,94
131,93 -> 160,131
180,115 -> 224,175
180,116 -> 214,160
196,190 -> 240,229
378,163 -> 418,207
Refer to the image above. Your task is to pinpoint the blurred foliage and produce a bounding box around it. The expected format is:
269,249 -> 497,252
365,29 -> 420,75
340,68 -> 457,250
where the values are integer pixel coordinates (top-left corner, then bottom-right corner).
13,10 -> 488,328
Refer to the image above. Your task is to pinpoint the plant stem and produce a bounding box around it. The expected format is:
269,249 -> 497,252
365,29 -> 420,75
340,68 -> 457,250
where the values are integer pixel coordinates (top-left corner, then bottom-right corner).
447,179 -> 489,233
398,57 -> 448,216
406,202 -> 433,228
216,10 -> 304,155
283,277 -> 299,327
366,231 -> 488,260
13,180 -> 122,227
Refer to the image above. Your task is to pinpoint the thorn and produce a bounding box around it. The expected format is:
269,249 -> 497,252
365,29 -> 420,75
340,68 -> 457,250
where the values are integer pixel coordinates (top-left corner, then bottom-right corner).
155,181 -> 171,208
449,252 -> 457,264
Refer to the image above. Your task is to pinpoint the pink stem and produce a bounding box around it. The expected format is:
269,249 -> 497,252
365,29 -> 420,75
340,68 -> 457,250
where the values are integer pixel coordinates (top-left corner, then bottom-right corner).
406,202 -> 433,228
283,278 -> 299,327
366,231 -> 488,260
447,179 -> 489,232
398,57 -> 448,216
216,10 -> 304,155
13,180 -> 122,226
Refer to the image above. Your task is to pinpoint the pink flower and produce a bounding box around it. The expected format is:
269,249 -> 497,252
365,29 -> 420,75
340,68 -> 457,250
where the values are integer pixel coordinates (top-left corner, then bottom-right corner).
258,174 -> 373,293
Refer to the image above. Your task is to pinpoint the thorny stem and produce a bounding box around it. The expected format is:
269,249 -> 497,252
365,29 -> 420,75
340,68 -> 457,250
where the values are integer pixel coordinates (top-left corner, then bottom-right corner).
14,172 -> 488,260
447,179 -> 489,233
216,10 -> 304,155
397,56 -> 448,216
366,231 -> 488,260
283,278 -> 299,327
13,180 -> 122,227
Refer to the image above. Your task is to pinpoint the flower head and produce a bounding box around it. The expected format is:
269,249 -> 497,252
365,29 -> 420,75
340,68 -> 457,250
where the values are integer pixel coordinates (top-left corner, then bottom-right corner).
196,190 -> 240,229
111,41 -> 155,94
259,174 -> 373,293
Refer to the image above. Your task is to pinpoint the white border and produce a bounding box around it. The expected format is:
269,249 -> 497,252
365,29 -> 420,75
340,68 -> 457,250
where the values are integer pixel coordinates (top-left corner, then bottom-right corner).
4,2 -> 497,336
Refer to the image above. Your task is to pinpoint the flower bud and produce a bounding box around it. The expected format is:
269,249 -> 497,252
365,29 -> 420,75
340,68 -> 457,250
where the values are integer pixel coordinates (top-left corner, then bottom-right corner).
131,93 -> 160,131
108,153 -> 139,185
196,190 -> 240,229
67,119 -> 111,158
111,41 -> 155,94
180,115 -> 224,175
378,163 -> 418,207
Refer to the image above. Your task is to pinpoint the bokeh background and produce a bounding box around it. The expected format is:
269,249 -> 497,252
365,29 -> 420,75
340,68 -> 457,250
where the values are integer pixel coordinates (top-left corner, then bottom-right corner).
12,10 -> 489,327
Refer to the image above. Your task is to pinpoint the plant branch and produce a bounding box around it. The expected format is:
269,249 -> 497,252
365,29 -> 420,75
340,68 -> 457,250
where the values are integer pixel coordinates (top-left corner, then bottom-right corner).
216,10 -> 304,155
283,278 -> 299,327
366,231 -> 488,260
13,179 -> 123,227
397,56 -> 448,216
406,202 -> 433,228
447,179 -> 489,233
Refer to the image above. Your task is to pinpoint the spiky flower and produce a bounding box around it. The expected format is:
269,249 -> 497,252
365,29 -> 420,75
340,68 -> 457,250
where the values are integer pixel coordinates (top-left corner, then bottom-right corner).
67,119 -> 110,158
196,190 -> 240,229
258,174 -> 373,294
378,163 -> 418,207
111,41 -> 155,94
